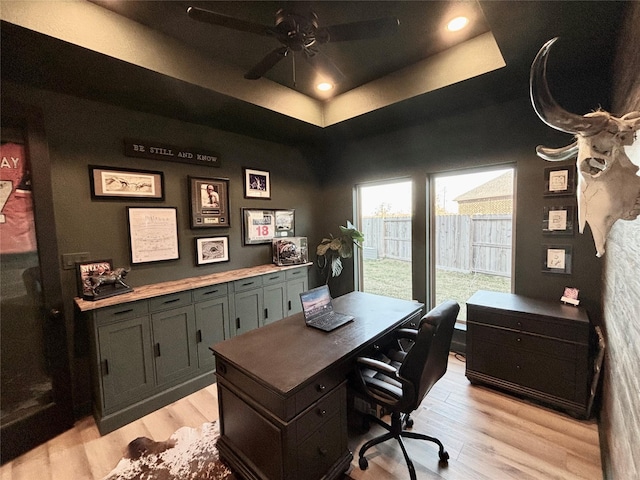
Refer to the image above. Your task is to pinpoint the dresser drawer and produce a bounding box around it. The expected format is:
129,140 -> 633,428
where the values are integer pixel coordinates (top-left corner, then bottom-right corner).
471,323 -> 577,360
192,283 -> 228,302
469,308 -> 586,343
262,271 -> 286,286
234,276 -> 263,292
148,291 -> 192,312
297,384 -> 343,441
95,300 -> 148,324
295,370 -> 341,412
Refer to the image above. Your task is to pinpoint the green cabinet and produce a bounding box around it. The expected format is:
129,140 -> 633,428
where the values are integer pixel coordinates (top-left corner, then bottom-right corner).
263,271 -> 287,326
285,267 -> 308,316
96,310 -> 154,410
151,305 -> 197,386
193,284 -> 229,370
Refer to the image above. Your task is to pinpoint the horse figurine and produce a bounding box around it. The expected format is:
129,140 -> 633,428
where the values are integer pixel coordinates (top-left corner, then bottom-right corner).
86,267 -> 131,297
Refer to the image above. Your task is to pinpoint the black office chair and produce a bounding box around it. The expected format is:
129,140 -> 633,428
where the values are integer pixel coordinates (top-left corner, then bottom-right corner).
354,300 -> 460,480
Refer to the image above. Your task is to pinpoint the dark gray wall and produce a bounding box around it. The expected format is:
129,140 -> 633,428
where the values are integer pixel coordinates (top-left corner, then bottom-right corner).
2,80 -> 324,413
323,96 -> 603,319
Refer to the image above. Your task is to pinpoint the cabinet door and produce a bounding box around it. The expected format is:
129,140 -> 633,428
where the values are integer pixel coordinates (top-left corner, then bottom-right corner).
151,305 -> 197,385
194,297 -> 229,370
286,275 -> 308,316
263,283 -> 286,325
97,316 -> 154,410
233,289 -> 263,336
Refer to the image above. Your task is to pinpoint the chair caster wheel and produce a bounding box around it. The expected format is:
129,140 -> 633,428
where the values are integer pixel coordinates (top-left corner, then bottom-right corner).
359,457 -> 369,470
405,417 -> 414,428
439,450 -> 449,462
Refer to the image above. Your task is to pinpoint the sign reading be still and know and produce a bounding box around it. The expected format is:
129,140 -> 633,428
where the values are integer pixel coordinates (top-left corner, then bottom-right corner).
124,139 -> 220,167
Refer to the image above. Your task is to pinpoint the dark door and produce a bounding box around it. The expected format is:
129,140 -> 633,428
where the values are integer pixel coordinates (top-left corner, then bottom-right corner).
1,99 -> 73,463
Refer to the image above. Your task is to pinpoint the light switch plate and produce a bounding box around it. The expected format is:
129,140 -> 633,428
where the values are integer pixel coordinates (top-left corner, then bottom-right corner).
61,252 -> 90,270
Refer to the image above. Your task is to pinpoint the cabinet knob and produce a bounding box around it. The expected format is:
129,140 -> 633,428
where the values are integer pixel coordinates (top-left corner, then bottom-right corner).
316,384 -> 326,392
318,447 -> 328,456
317,408 -> 327,417
516,337 -> 522,343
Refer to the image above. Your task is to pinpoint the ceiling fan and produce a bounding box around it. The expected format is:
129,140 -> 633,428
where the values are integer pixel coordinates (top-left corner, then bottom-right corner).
186,3 -> 400,82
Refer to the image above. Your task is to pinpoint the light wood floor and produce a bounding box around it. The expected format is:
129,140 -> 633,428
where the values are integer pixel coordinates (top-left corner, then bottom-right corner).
0,354 -> 602,480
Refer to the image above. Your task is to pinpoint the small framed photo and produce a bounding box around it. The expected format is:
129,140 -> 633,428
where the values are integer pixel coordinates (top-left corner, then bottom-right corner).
243,168 -> 271,199
544,166 -> 575,196
275,209 -> 295,237
543,205 -> 575,235
243,208 -> 276,244
189,176 -> 230,228
89,165 -> 164,200
542,244 -> 573,274
195,236 -> 229,265
127,207 -> 180,264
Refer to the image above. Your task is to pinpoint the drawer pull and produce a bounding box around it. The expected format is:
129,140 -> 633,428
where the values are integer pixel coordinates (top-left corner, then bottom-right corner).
264,308 -> 268,319
218,362 -> 227,375
114,308 -> 134,316
102,359 -> 109,376
155,343 -> 161,357
196,330 -> 203,343
241,281 -> 254,287
317,408 -> 327,417
163,298 -> 180,305
202,289 -> 220,296
516,337 -> 522,343
236,318 -> 241,330
269,275 -> 279,280
288,300 -> 292,311
318,447 -> 328,457
316,384 -> 326,393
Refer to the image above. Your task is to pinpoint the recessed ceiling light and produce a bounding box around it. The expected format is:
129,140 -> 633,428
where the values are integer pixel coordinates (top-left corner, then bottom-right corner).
316,82 -> 333,91
447,16 -> 469,32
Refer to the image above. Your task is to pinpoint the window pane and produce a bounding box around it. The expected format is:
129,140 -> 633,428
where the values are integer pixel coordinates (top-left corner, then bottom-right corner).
433,168 -> 514,322
359,180 -> 412,300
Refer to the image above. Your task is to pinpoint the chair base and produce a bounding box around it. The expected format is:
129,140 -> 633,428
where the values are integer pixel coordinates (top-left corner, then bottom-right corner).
358,411 -> 448,480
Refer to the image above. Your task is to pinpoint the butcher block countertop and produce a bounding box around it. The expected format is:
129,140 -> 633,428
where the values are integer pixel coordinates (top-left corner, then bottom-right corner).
74,263 -> 312,312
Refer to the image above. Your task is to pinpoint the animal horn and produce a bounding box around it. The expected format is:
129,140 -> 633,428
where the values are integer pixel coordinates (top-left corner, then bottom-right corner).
530,37 -> 608,135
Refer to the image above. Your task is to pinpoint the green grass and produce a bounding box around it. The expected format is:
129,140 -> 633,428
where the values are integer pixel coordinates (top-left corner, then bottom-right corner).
362,258 -> 511,321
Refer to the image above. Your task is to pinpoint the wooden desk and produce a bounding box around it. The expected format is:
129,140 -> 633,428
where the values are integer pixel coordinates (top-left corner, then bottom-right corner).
212,291 -> 424,480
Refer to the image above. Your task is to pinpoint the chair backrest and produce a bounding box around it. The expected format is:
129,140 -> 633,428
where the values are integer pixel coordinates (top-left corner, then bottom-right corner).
398,300 -> 460,410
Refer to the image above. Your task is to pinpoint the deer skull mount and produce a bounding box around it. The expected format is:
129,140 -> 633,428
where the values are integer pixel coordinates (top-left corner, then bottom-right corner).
530,37 -> 640,257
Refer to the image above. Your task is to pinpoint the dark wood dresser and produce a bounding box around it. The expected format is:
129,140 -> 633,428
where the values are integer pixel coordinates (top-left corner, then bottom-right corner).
465,290 -> 594,418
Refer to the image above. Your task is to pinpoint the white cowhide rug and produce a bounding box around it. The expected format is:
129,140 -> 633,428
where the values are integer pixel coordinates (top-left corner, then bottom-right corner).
102,421 -> 236,480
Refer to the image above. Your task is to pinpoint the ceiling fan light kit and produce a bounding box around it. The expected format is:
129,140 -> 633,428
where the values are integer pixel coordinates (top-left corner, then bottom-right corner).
186,4 -> 400,86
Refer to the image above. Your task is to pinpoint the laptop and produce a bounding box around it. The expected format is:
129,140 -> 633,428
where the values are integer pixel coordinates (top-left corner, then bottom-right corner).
300,285 -> 355,332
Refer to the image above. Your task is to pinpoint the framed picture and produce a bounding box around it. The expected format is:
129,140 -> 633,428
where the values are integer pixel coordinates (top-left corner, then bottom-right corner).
243,168 -> 271,199
542,244 -> 573,274
189,176 -> 230,228
543,205 -> 575,235
544,166 -> 575,196
195,236 -> 229,265
127,207 -> 180,264
75,259 -> 112,297
89,165 -> 164,200
242,208 -> 295,244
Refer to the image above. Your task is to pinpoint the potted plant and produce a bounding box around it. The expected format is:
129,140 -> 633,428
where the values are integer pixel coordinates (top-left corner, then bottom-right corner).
316,221 -> 364,285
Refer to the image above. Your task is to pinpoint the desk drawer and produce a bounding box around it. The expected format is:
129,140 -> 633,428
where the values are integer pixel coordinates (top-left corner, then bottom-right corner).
297,414 -> 344,480
148,291 -> 191,312
295,371 -> 341,412
95,301 -> 148,324
192,283 -> 228,302
297,384 -> 342,441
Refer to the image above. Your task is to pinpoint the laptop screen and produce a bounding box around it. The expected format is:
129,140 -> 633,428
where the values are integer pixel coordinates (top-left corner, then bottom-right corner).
300,285 -> 334,321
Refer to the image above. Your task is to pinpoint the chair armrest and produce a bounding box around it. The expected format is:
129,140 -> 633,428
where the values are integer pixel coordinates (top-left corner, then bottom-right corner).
395,328 -> 418,341
357,356 -> 398,376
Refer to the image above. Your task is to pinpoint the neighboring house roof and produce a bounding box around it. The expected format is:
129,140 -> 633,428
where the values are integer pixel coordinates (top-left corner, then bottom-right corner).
454,171 -> 513,202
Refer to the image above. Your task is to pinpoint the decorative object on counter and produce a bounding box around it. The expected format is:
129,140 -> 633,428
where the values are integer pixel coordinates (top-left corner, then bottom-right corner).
242,208 -> 294,244
543,205 -> 575,236
89,165 -> 164,200
243,168 -> 270,199
189,176 -> 230,228
316,221 -> 364,284
123,138 -> 220,167
127,207 -> 180,264
272,237 -> 308,266
76,259 -> 133,300
541,244 -> 572,275
561,286 -> 580,306
196,236 -> 229,265
531,37 -> 640,257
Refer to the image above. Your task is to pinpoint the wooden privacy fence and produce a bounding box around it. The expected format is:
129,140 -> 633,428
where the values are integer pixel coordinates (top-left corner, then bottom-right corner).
362,214 -> 512,277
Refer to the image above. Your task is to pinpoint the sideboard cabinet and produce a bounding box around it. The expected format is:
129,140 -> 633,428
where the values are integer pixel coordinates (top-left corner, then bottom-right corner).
76,263 -> 310,434
465,290 -> 594,418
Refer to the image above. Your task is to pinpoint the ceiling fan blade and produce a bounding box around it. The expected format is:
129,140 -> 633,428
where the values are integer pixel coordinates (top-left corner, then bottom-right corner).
318,17 -> 400,43
187,6 -> 273,36
244,46 -> 289,80
304,51 -> 345,83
